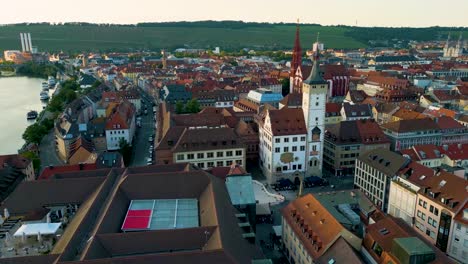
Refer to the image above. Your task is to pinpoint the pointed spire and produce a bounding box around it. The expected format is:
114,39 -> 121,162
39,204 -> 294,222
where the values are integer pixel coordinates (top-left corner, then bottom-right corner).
445,33 -> 451,48
304,34 -> 326,85
290,19 -> 302,80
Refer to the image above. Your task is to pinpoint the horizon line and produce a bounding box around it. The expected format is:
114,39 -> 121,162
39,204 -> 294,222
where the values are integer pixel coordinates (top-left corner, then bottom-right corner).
1,20 -> 467,29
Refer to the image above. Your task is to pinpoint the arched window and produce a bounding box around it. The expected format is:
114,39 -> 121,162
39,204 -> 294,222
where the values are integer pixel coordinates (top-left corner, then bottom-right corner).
312,127 -> 321,141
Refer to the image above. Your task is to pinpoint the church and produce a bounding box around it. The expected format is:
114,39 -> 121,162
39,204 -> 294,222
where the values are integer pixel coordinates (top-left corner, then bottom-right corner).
258,46 -> 327,184
289,24 -> 350,98
443,33 -> 464,58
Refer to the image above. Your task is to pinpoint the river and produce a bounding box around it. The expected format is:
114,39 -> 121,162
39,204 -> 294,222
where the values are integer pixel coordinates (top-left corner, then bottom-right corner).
0,77 -> 49,155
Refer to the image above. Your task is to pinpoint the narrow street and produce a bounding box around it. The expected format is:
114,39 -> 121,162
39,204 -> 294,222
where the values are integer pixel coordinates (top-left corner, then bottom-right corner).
39,131 -> 64,171
129,90 -> 157,167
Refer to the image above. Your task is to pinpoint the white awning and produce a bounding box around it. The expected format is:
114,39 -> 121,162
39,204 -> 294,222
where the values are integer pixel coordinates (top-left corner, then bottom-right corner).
13,223 -> 61,236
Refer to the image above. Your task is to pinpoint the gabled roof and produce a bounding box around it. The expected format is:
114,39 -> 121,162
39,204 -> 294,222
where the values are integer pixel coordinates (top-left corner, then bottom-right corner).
316,237 -> 363,264
105,101 -> 135,130
435,116 -> 465,130
342,103 -> 372,118
281,194 -> 351,260
325,119 -> 389,145
358,148 -> 409,176
418,171 -> 468,212
267,108 -> 307,136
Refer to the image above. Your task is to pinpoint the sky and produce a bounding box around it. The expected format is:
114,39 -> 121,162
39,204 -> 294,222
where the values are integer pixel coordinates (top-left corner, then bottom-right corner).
2,0 -> 467,27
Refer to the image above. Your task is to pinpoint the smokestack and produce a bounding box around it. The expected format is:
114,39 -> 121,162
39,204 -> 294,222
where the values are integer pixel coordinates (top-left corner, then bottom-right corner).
24,33 -> 29,52
27,33 -> 33,53
20,33 -> 26,52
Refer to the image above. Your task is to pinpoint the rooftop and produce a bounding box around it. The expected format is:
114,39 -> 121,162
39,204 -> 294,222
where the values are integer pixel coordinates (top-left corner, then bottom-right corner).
0,164 -> 264,263
358,148 -> 409,176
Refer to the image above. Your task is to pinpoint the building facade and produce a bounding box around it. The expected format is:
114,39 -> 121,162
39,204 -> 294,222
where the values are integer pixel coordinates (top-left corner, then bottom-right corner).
381,118 -> 441,151
413,171 -> 467,256
323,119 -> 390,177
259,49 -> 327,184
354,148 -> 409,211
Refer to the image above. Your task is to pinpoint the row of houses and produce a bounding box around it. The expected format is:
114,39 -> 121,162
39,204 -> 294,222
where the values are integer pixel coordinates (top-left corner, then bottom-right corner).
54,85 -> 138,164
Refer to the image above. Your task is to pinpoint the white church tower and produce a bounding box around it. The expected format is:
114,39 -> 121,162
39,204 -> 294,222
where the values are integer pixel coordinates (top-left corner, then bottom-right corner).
302,47 -> 327,176
444,33 -> 464,58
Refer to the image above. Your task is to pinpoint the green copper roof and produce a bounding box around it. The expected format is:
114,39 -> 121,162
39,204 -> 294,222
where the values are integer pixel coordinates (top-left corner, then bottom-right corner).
304,51 -> 327,85
393,237 -> 433,255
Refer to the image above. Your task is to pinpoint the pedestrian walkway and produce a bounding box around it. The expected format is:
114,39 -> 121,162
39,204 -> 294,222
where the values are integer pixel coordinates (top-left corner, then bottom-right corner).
252,180 -> 285,205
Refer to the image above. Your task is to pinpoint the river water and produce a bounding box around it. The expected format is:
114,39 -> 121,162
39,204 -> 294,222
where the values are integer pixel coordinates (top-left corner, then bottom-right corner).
0,77 -> 48,155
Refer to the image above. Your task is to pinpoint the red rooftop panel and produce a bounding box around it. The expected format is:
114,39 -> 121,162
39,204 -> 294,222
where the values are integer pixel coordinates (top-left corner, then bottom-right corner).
122,216 -> 150,230
127,209 -> 152,217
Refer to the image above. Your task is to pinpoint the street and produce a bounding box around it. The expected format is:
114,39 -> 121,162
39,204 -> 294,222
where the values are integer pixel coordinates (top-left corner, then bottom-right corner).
129,90 -> 157,167
39,130 -> 64,171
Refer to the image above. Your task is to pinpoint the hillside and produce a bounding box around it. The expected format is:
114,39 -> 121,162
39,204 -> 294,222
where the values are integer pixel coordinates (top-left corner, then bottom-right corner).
0,21 -> 466,53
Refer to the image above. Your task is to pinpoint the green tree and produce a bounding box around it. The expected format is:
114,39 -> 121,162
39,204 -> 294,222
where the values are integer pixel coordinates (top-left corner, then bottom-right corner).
23,123 -> 47,144
185,99 -> 200,113
62,79 -> 79,91
48,96 -> 64,112
118,138 -> 132,166
175,101 -> 184,114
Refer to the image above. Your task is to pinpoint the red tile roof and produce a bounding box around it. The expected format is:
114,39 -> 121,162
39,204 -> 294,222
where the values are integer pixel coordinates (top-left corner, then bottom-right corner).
105,101 -> 135,130
267,108 -> 307,136
434,116 -> 465,130
281,194 -> 349,260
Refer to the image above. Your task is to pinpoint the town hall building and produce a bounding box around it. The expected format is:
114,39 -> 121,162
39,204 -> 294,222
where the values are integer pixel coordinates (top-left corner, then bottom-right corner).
259,48 -> 327,184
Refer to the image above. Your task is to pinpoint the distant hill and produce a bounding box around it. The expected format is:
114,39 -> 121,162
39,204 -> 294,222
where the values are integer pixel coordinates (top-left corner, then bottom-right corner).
0,21 -> 466,53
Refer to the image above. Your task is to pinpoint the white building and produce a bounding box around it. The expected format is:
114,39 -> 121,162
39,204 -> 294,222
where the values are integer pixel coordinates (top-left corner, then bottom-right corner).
105,102 -> 136,151
449,207 -> 468,263
354,148 -> 409,211
259,51 -> 327,184
387,162 -> 434,226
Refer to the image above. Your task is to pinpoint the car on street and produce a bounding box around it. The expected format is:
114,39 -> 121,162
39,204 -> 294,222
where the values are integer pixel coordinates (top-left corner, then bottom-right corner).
148,137 -> 153,142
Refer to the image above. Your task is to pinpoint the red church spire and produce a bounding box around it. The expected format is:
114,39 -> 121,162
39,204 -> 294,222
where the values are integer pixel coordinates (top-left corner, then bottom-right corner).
290,19 -> 302,81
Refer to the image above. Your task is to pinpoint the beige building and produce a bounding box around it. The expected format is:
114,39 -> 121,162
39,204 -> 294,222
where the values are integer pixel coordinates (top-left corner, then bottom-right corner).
323,119 -> 390,177
174,148 -> 246,169
387,162 -> 435,226
281,193 -> 362,264
414,171 -> 467,256
156,126 -> 246,169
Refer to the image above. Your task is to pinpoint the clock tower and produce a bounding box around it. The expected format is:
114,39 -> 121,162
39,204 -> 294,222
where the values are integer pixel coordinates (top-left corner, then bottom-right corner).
302,47 -> 327,176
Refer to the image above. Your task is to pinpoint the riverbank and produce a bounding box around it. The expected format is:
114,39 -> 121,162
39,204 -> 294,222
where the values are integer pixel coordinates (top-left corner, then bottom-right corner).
0,77 -> 45,155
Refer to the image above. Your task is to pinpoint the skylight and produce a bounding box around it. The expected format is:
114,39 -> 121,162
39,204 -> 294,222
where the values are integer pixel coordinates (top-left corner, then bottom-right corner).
121,199 -> 199,232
